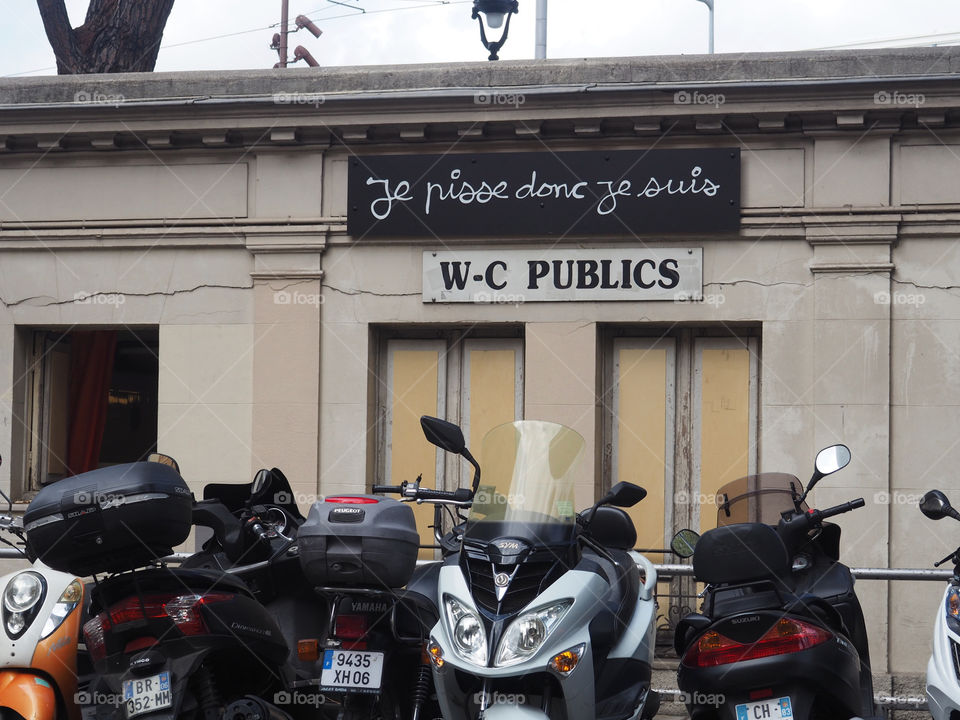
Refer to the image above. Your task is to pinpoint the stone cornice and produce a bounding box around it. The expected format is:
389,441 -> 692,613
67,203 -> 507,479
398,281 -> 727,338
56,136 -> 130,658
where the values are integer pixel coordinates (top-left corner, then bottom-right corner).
0,210 -> 956,249
0,221 -> 341,251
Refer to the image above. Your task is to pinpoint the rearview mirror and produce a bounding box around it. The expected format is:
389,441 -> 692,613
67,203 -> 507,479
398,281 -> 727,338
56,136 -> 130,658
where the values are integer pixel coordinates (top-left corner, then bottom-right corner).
804,444 -> 851,498
148,453 -> 180,474
671,529 -> 700,558
605,482 -> 647,508
920,490 -> 960,521
815,444 -> 851,477
420,416 -> 466,454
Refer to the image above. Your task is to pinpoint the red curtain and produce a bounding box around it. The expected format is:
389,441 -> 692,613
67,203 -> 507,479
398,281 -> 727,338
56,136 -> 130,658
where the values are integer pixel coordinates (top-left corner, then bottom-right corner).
66,330 -> 118,476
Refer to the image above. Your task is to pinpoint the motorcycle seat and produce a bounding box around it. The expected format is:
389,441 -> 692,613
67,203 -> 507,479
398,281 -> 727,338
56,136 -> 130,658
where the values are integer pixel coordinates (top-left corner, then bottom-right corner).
90,567 -> 255,613
585,506 -> 637,550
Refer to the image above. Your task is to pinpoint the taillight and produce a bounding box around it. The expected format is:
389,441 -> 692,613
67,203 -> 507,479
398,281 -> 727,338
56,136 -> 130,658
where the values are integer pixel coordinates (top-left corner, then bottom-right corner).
82,593 -> 232,660
83,614 -> 110,663
334,614 -> 369,640
684,618 -> 833,668
326,497 -> 378,504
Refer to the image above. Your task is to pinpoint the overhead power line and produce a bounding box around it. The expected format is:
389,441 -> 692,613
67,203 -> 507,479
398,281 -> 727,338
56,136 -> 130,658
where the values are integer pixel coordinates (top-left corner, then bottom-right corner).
810,30 -> 960,50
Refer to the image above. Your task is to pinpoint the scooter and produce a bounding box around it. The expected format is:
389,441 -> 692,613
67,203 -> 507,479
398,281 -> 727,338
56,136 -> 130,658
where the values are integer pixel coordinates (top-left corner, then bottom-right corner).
673,445 -> 877,720
0,452 -> 87,720
419,417 -> 660,720
23,457 -> 297,720
917,489 -> 960,718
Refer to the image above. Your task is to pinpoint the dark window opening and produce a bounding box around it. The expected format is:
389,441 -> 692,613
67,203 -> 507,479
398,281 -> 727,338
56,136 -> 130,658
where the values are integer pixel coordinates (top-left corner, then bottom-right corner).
21,327 -> 158,498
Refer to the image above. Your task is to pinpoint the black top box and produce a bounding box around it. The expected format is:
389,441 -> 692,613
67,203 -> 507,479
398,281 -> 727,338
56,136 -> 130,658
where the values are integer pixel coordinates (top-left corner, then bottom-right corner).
24,462 -> 194,576
298,496 -> 420,589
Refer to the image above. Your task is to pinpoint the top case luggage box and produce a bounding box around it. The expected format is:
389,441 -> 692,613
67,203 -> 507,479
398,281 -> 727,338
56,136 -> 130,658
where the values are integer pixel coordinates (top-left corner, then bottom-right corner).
298,496 -> 420,588
23,462 -> 194,576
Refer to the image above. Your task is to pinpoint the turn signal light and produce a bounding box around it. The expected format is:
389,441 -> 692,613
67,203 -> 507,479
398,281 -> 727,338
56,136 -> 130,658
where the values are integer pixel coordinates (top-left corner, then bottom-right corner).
549,644 -> 584,676
298,639 -> 320,661
947,588 -> 960,619
427,639 -> 445,668
684,618 -> 833,668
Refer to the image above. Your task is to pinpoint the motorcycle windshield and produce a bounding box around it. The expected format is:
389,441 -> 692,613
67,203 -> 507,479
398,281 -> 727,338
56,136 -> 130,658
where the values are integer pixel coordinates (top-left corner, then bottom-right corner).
715,472 -> 807,527
463,421 -> 585,546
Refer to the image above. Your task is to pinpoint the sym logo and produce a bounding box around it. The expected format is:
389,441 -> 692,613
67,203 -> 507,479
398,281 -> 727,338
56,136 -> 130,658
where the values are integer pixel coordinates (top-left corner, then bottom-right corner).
494,539 -> 524,554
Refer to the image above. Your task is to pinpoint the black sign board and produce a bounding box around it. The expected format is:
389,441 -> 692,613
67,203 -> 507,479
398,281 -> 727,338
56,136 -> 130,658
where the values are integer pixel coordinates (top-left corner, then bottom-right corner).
347,148 -> 740,238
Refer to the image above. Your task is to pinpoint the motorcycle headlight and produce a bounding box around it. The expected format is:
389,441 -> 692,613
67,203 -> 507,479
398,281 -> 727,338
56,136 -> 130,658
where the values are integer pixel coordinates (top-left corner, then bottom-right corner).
3,571 -> 46,639
947,588 -> 960,620
40,580 -> 83,639
495,600 -> 573,667
444,595 -> 488,666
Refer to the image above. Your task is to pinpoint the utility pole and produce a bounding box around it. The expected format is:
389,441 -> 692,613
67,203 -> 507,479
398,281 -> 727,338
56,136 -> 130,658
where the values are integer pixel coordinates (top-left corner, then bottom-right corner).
535,0 -> 547,59
280,0 -> 290,67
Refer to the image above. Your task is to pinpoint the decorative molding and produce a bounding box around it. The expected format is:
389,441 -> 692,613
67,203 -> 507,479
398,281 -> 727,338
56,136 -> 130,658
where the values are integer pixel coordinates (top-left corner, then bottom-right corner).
809,262 -> 894,274
250,270 -> 324,280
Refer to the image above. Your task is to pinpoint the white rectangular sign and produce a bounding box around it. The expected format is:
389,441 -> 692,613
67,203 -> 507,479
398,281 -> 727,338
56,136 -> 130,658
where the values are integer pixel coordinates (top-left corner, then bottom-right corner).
423,248 -> 702,303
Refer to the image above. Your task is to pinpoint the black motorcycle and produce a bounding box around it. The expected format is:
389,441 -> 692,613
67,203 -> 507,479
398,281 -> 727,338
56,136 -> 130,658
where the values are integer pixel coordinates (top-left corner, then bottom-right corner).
185,436 -> 472,720
672,445 -> 877,720
23,458 -> 300,720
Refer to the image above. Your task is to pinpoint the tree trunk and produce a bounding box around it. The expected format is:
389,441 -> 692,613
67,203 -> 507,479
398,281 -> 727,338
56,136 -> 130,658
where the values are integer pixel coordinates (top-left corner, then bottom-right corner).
37,0 -> 176,74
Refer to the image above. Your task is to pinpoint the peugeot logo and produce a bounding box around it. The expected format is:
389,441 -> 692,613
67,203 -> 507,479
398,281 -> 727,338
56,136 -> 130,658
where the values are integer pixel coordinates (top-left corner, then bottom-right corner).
494,572 -> 510,588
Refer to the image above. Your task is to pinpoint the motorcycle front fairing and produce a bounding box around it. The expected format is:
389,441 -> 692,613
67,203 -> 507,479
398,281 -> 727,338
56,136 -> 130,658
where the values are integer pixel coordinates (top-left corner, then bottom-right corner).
431,555 -> 658,720
927,583 -> 960,719
0,563 -> 84,720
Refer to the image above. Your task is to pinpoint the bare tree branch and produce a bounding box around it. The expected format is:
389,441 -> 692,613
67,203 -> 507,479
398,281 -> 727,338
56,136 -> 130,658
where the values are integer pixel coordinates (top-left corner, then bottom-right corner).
36,0 -> 82,74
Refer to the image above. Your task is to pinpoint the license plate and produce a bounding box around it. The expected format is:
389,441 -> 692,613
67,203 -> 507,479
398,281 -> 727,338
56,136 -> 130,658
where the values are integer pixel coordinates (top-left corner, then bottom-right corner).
735,696 -> 793,720
123,672 -> 172,718
320,650 -> 384,693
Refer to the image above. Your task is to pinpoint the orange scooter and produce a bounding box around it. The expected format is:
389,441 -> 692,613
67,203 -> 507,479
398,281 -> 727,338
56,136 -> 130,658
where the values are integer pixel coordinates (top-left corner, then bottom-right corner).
0,453 -> 86,720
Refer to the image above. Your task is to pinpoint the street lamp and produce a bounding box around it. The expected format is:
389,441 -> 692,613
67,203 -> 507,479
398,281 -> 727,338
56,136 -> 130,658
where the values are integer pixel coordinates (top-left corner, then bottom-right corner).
695,0 -> 715,54
472,0 -> 520,61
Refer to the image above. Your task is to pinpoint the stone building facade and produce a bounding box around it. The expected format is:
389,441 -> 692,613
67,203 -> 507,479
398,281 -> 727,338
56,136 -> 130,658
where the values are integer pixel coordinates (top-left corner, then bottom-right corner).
2,48 -> 960,685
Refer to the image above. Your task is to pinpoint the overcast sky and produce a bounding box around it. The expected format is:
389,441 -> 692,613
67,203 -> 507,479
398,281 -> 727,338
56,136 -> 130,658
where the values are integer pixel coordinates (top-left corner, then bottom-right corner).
2,0 -> 960,77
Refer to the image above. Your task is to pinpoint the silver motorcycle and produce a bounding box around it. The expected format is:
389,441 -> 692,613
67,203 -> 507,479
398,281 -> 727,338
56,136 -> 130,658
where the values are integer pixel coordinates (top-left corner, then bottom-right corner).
421,418 -> 659,720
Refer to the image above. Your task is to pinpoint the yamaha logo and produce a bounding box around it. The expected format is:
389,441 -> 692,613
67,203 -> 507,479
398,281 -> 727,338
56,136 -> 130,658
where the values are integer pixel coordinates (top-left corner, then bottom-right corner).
494,572 -> 510,588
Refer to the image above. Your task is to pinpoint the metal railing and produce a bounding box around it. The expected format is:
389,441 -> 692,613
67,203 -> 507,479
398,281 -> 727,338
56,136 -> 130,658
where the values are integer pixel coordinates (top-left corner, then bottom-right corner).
0,548 -> 952,581
654,563 -> 955,581
0,550 -> 937,711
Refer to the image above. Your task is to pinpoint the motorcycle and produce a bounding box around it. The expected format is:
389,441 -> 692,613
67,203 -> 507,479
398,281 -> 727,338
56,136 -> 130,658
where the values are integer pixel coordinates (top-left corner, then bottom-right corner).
190,462 -> 465,720
22,457 -> 298,720
0,453 -> 87,720
418,417 -> 660,720
673,444 -> 877,720
917,489 -> 960,719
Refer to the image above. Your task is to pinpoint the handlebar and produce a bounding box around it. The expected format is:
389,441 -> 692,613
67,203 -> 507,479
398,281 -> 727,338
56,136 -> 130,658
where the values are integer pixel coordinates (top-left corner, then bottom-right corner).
245,517 -> 270,542
815,498 -> 866,521
372,482 -> 472,504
